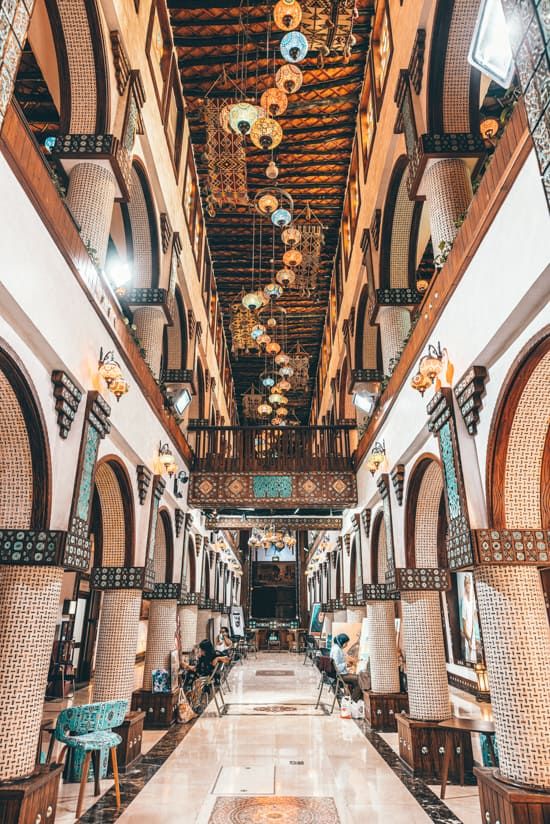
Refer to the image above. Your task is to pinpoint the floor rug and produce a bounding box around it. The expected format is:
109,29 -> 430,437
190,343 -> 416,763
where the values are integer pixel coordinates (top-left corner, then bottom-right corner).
223,703 -> 328,716
208,795 -> 340,823
255,670 -> 295,676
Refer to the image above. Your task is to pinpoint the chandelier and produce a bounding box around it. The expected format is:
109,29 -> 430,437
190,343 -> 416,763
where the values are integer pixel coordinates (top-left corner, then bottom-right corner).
248,524 -> 297,552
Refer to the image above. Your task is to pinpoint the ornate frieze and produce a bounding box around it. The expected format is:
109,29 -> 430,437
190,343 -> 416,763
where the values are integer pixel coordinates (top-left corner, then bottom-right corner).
205,515 -> 343,530
122,288 -> 172,323
395,567 -> 451,591
363,583 -> 401,601
179,591 -> 199,606
50,133 -> 132,201
51,370 -> 83,439
143,582 -> 181,600
91,566 -> 152,590
0,530 -> 66,566
375,287 -> 423,306
453,365 -> 488,435
407,132 -> 486,199
472,529 -> 550,566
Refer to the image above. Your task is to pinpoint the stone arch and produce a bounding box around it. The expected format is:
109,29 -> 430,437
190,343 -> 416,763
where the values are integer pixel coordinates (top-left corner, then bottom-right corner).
92,457 -> 135,567
45,0 -> 110,133
379,156 -> 422,291
123,161 -> 160,290
404,454 -> 447,568
163,286 -> 189,372
427,0 -> 481,134
152,508 -> 174,584
486,329 -> 550,529
338,357 -> 354,420
0,343 -> 51,529
353,284 -> 381,372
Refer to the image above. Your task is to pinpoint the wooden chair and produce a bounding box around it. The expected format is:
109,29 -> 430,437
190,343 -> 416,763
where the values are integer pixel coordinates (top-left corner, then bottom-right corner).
54,699 -> 128,819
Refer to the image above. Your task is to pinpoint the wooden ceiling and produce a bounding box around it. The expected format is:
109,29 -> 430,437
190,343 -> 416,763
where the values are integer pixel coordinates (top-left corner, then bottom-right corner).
168,0 -> 373,422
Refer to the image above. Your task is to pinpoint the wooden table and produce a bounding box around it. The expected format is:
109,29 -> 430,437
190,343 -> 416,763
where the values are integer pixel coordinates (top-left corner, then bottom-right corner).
438,717 -> 496,799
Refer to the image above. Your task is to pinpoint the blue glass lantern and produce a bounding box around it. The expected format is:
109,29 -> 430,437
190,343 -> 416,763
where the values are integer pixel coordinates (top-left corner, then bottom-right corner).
280,31 -> 308,63
251,324 -> 266,341
229,102 -> 261,135
271,208 -> 292,228
264,282 -> 283,299
261,372 -> 276,388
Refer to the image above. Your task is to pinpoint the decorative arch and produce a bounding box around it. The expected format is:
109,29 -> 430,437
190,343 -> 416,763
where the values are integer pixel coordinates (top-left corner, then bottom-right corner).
486,329 -> 550,529
354,284 -> 381,371
92,457 -> 135,568
45,0 -> 109,133
184,533 -> 197,592
123,161 -> 160,289
163,286 -> 189,371
338,357 -> 355,420
427,0 -> 481,134
202,550 -> 211,597
404,454 -> 447,567
370,509 -> 386,583
335,555 -> 342,599
379,156 -> 422,291
349,537 -> 358,593
0,343 -> 51,529
196,360 -> 206,420
152,508 -> 174,584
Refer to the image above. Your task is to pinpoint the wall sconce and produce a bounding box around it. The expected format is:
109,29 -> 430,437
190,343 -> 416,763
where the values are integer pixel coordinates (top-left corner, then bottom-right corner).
98,348 -> 129,401
158,442 -> 178,477
475,661 -> 490,696
410,342 -> 446,396
366,440 -> 386,475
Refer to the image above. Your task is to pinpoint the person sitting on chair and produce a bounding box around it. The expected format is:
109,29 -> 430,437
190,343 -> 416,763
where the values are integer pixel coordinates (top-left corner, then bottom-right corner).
330,634 -> 362,701
181,640 -> 229,679
215,626 -> 233,654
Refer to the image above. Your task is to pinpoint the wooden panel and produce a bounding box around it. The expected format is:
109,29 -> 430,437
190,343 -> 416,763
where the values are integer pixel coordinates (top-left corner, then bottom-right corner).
363,691 -> 409,731
131,688 -> 179,728
475,767 -> 550,824
396,715 -> 474,782
0,764 -> 63,824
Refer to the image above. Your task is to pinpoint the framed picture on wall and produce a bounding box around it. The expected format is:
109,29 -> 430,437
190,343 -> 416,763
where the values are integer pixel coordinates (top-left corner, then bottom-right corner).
457,571 -> 483,665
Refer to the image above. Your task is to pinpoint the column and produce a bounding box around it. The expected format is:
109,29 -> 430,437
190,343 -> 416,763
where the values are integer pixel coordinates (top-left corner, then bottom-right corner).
0,566 -> 63,781
196,608 -> 211,643
333,609 -> 347,622
65,163 -> 117,266
346,606 -> 366,622
402,592 -> 451,720
133,307 -> 165,378
179,603 -> 198,652
424,158 -> 473,256
142,599 -> 177,691
378,306 -> 411,375
475,566 -> 550,789
93,590 -> 142,704
367,601 -> 400,693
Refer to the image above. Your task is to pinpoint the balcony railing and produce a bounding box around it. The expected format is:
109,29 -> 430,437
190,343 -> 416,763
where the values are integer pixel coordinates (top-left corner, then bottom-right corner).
189,425 -> 356,473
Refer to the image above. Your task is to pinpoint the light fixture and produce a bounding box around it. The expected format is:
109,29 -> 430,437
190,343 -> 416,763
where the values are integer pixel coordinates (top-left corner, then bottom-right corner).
468,0 -> 514,88
280,31 -> 309,63
474,661 -> 490,695
264,282 -> 283,300
277,378 -> 292,392
159,442 -> 178,477
273,0 -> 303,31
283,248 -> 303,267
266,340 -> 282,356
276,268 -> 296,287
257,192 -> 279,215
277,406 -> 289,417
228,101 -> 262,135
271,415 -> 283,425
258,401 -> 273,416
269,391 -> 285,405
418,342 -> 445,383
106,256 -> 132,290
410,371 -> 432,396
352,391 -> 374,415
250,116 -> 283,150
173,388 -> 192,416
281,226 -> 302,246
279,364 -> 294,378
251,323 -> 267,340
261,371 -> 277,388
275,63 -> 303,93
266,316 -> 277,328
275,352 -> 290,366
258,332 -> 272,345
366,441 -> 386,476
98,349 -> 129,401
242,290 -> 265,310
260,87 -> 288,117
266,159 -> 279,179
272,208 -> 292,227
480,116 -> 500,144
416,277 -> 429,293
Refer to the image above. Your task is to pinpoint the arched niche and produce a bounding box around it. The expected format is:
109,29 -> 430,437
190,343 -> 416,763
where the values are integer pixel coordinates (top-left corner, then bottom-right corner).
121,161 -> 160,289
153,509 -> 174,584
91,457 -> 135,568
404,454 -> 447,568
163,286 -> 189,372
370,509 -> 387,583
379,156 -> 422,291
353,284 -> 381,372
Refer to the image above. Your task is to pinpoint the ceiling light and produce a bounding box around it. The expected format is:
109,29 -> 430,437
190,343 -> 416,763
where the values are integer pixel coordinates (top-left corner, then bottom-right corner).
275,63 -> 303,93
251,323 -> 267,340
258,332 -> 272,345
275,352 -> 290,366
273,0 -> 303,31
264,282 -> 283,299
266,159 -> 279,179
283,248 -> 303,267
229,101 -> 262,135
468,0 -> 514,88
266,340 -> 282,356
276,268 -> 296,287
272,208 -> 292,227
258,401 -> 273,417
250,116 -> 283,150
281,226 -> 302,246
280,31 -> 309,63
242,290 -> 265,310
258,192 -> 279,215
261,87 -> 289,117
279,365 -> 294,378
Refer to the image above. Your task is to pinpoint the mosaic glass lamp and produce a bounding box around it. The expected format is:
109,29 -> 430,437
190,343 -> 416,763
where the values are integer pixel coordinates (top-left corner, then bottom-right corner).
283,248 -> 303,267
273,0 -> 303,31
280,31 -> 309,63
251,323 -> 266,340
261,87 -> 289,117
250,116 -> 283,150
276,268 -> 296,287
279,365 -> 294,378
266,340 -> 282,356
275,352 -> 290,366
229,102 -> 261,135
258,192 -> 279,215
261,371 -> 277,388
272,208 -> 292,227
258,401 -> 273,417
282,226 -> 302,246
242,290 -> 265,310
269,391 -> 285,405
266,159 -> 279,179
264,282 -> 283,299
276,63 -> 303,93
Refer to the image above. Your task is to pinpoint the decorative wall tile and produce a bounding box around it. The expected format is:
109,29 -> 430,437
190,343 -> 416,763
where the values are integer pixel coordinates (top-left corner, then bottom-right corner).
137,464 -> 152,505
453,365 -> 488,435
472,529 -> 550,566
51,370 -> 83,439
395,566 -> 451,591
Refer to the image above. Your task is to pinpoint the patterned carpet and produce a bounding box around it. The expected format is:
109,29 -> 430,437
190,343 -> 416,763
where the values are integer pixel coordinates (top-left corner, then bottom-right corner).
223,703 -> 328,716
255,670 -> 295,676
208,796 -> 340,823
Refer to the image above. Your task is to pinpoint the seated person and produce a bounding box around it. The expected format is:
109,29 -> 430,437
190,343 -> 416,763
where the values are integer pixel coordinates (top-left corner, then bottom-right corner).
181,639 -> 229,680
330,633 -> 362,702
215,626 -> 234,654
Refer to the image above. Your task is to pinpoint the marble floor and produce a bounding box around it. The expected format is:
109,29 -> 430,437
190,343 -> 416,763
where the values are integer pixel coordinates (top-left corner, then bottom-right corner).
43,653 -> 490,823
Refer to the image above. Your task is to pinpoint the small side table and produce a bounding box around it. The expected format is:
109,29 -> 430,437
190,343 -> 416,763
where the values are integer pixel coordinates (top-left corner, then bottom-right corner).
36,720 -> 56,766
438,717 -> 496,799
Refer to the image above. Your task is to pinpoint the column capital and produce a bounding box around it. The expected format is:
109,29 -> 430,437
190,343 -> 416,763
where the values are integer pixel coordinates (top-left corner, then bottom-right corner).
143,582 -> 181,600
394,567 -> 451,591
407,132 -> 486,200
50,133 -> 131,201
363,583 -> 401,601
91,565 -> 155,590
472,529 -> 550,567
121,288 -> 173,324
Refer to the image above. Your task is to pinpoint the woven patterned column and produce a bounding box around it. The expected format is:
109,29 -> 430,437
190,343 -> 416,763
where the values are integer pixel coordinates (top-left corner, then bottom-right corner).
65,162 -> 117,266
424,158 -> 472,254
143,599 -> 177,689
179,604 -> 198,652
196,609 -> 211,643
133,307 -> 165,379
475,566 -> 550,788
0,566 -> 62,782
93,589 -> 142,705
367,602 -> 400,693
378,306 -> 411,375
333,609 -> 347,622
402,592 -> 451,720
346,606 -> 366,622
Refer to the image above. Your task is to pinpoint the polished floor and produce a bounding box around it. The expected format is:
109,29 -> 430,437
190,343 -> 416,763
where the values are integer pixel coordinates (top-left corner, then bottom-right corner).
42,653 -> 490,823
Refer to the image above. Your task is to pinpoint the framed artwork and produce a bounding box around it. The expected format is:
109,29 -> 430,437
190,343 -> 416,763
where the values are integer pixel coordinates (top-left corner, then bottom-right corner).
146,0 -> 173,111
309,602 -> 325,635
457,571 -> 483,665
230,605 -> 245,637
163,60 -> 185,179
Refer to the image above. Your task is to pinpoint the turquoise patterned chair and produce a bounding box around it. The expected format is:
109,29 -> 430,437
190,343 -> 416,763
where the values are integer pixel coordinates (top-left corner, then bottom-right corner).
54,699 -> 127,818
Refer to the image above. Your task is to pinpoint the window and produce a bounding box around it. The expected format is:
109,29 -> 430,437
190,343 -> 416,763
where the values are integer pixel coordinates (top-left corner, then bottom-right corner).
163,61 -> 185,178
359,78 -> 376,181
371,2 -> 393,106
146,0 -> 173,111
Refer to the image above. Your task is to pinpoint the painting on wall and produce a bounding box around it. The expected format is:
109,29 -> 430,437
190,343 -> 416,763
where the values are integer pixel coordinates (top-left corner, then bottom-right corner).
332,622 -> 362,660
309,602 -> 325,635
457,571 -> 483,665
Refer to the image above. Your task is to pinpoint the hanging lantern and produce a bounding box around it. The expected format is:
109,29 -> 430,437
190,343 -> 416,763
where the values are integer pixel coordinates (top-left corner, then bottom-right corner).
258,401 -> 273,417
258,332 -> 272,346
271,415 -> 283,425
279,364 -> 294,377
272,208 -> 292,227
266,340 -> 282,356
261,87 -> 288,117
261,371 -> 277,388
418,343 -> 445,383
251,323 -> 266,340
229,101 -> 261,135
276,63 -> 303,93
266,316 -> 277,328
242,290 -> 265,310
277,406 -> 289,417
266,159 -> 279,179
410,371 -> 432,396
98,350 -> 123,385
366,441 -> 386,476
250,116 -> 283,150
275,352 -> 290,366
282,226 -> 302,246
283,248 -> 303,267
276,268 -> 296,287
277,378 -> 292,392
264,282 -> 283,299
257,192 -> 279,215
280,31 -> 309,63
273,0 -> 303,31
109,375 -> 130,401
269,391 -> 285,405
